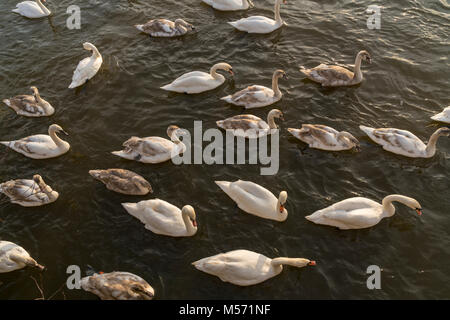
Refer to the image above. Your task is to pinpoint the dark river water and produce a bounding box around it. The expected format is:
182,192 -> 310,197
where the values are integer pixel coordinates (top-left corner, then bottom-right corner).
0,0 -> 449,299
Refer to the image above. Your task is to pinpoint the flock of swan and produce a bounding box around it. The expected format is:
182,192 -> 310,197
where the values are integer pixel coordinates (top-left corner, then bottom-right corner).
1,0 -> 449,300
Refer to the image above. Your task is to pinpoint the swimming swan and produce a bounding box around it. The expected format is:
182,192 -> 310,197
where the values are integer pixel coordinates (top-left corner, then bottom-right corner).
68,42 -> 103,89
228,0 -> 287,34
306,194 -> 422,230
221,70 -> 287,109
360,125 -> 450,158
300,50 -> 371,87
0,241 -> 44,273
215,180 -> 288,221
161,63 -> 233,94
90,169 -> 153,195
112,125 -> 186,164
3,86 -> 54,117
135,18 -> 194,37
192,249 -> 315,286
217,109 -> 283,138
202,0 -> 254,11
1,124 -> 70,159
431,106 -> 450,124
288,124 -> 360,151
122,199 -> 198,237
0,174 -> 58,207
81,272 -> 154,300
12,0 -> 50,18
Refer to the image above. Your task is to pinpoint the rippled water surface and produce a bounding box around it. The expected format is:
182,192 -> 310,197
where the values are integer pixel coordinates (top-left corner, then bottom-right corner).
0,0 -> 449,299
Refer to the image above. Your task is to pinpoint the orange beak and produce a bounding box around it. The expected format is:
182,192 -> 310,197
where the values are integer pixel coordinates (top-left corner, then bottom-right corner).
279,204 -> 284,213
192,220 -> 197,227
308,261 -> 316,266
415,208 -> 423,216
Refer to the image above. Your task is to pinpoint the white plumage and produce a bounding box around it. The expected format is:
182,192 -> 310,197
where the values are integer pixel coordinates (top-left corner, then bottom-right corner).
69,42 -> 103,89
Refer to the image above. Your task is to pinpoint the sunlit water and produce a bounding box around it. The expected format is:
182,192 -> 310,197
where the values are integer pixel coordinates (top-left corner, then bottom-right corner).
0,0 -> 449,299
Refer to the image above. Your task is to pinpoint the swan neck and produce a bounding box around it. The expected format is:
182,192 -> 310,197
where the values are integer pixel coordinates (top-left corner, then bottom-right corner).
353,53 -> 363,80
272,73 -> 282,97
36,0 -> 50,15
210,65 -> 222,79
274,0 -> 283,23
425,129 -> 443,157
49,128 -> 65,147
382,195 -> 412,217
267,112 -> 277,129
182,210 -> 196,235
271,257 -> 294,267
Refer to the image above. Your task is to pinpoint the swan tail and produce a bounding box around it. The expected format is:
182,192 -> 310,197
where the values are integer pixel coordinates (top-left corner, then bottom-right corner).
88,170 -> 101,179
12,8 -> 20,14
359,125 -> 374,135
216,120 -> 225,128
122,202 -> 141,219
215,181 -> 231,193
68,81 -> 79,89
0,141 -> 11,147
3,99 -> 11,107
299,66 -> 310,76
135,25 -> 144,32
305,211 -> 323,224
220,95 -> 232,102
160,84 -> 172,91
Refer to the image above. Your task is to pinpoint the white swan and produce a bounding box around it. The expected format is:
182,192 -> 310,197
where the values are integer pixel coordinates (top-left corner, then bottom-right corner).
161,62 -> 233,94
306,194 -> 422,230
68,42 -> 103,89
193,249 -> 315,286
0,175 -> 58,207
288,124 -> 360,151
81,272 -> 154,300
228,0 -> 286,34
89,169 -> 153,195
122,199 -> 197,237
360,125 -> 450,158
431,106 -> 450,124
216,109 -> 283,139
12,0 -> 50,18
135,18 -> 194,37
112,125 -> 186,164
0,241 -> 44,273
300,50 -> 372,87
1,124 -> 70,159
221,70 -> 287,109
3,86 -> 54,117
202,0 -> 254,11
215,180 -> 287,221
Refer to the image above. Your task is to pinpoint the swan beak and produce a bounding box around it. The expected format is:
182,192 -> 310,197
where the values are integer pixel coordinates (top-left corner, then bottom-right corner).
367,57 -> 372,64
415,208 -> 423,216
61,130 -> 69,136
283,0 -> 287,4
228,70 -> 234,76
192,220 -> 198,227
355,145 -> 361,152
280,114 -> 285,121
279,204 -> 284,213
308,261 -> 316,266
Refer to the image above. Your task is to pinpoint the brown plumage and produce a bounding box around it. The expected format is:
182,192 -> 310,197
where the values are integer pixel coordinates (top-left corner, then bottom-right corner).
89,169 -> 153,195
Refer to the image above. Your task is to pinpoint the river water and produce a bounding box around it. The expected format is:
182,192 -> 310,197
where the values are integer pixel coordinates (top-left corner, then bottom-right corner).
0,0 -> 449,299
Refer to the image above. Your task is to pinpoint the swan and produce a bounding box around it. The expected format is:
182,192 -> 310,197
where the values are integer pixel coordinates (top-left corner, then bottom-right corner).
300,50 -> 372,87
12,0 -> 50,18
202,0 -> 254,11
112,125 -> 186,164
135,18 -> 194,37
431,106 -> 450,124
305,194 -> 422,230
287,124 -> 360,151
228,0 -> 287,34
3,86 -> 54,117
0,241 -> 44,273
360,125 -> 450,158
216,109 -> 283,139
68,42 -> 103,89
81,272 -> 154,300
122,199 -> 197,237
161,62 -> 233,94
0,124 -> 70,159
89,169 -> 153,195
192,249 -> 315,286
221,70 -> 287,109
215,180 -> 288,221
0,175 -> 58,207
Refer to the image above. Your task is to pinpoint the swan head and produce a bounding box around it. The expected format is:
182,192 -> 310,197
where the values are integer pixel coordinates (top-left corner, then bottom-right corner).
436,127 -> 450,137
395,196 -> 422,216
126,281 -> 155,300
290,258 -> 316,268
167,125 -> 182,139
83,42 -> 97,52
32,174 -> 43,184
30,86 -> 39,95
175,19 -> 195,30
338,131 -> 361,151
278,191 -> 288,214
213,63 -> 234,76
182,205 -> 197,228
358,50 -> 372,64
269,109 -> 284,121
274,69 -> 288,80
49,124 -> 69,136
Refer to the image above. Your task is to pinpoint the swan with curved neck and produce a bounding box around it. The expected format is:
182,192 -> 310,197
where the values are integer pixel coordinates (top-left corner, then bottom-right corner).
69,42 -> 103,89
360,125 -> 450,158
431,106 -> 450,124
0,124 -> 70,159
112,125 -> 186,164
161,62 -> 233,94
287,124 -> 360,151
122,199 -> 198,237
0,241 -> 45,273
12,0 -> 51,18
215,180 -> 288,221
300,50 -> 372,87
228,0 -> 287,34
3,86 -> 54,117
135,18 -> 194,37
217,109 -> 284,139
202,0 -> 254,11
193,249 -> 315,286
221,70 -> 287,109
306,194 -> 422,230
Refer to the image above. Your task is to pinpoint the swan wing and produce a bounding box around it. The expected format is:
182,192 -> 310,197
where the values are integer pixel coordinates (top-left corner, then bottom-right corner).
229,16 -> 279,33
303,64 -> 353,84
69,56 -> 102,88
362,127 -> 426,155
14,2 -> 48,18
